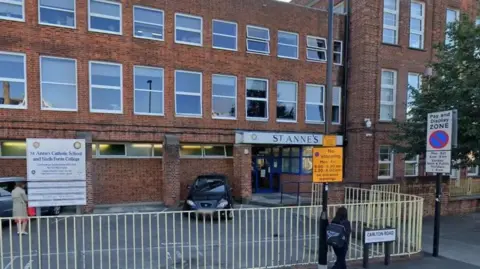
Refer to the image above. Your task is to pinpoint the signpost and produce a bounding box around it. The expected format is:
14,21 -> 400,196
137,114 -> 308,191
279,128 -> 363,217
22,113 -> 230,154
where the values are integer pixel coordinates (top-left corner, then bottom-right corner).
27,138 -> 87,210
363,227 -> 396,268
425,110 -> 457,257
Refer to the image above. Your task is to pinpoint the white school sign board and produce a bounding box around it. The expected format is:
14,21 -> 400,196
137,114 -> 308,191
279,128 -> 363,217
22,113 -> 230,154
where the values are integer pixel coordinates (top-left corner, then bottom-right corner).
426,110 -> 455,173
27,139 -> 87,207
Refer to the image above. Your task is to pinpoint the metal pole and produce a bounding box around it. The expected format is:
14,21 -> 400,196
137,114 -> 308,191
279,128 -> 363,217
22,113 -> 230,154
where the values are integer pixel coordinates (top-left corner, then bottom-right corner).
433,173 -> 442,256
147,80 -> 152,113
318,0 -> 334,268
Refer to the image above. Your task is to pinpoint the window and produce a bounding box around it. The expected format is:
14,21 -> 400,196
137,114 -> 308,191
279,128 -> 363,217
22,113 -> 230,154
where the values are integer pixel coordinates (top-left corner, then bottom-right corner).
88,0 -> 122,35
175,13 -> 202,46
39,0 -> 75,28
407,72 -> 421,119
445,9 -> 459,45
89,61 -> 122,113
0,141 -> 26,157
332,87 -> 341,124
0,52 -> 26,109
276,81 -> 297,122
180,145 -> 233,158
277,31 -> 298,59
246,25 -> 270,54
0,0 -> 24,21
212,74 -> 236,119
450,167 -> 459,178
467,166 -> 479,176
133,6 -> 164,41
40,56 -> 77,111
383,0 -> 399,44
175,70 -> 202,116
212,20 -> 237,51
305,84 -> 324,123
282,147 -> 301,174
246,78 -> 268,120
134,66 -> 164,115
380,69 -> 396,121
378,145 -> 393,179
405,155 -> 419,176
93,143 -> 163,158
306,36 -> 327,61
302,146 -> 313,174
333,41 -> 343,65
409,1 -> 425,49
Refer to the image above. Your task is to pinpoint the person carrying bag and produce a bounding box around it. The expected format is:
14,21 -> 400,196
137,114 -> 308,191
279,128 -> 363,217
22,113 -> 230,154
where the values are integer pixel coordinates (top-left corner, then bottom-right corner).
326,207 -> 351,269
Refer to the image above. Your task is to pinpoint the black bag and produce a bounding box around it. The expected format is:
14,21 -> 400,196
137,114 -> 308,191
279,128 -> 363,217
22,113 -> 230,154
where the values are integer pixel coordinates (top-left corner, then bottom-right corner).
326,223 -> 347,248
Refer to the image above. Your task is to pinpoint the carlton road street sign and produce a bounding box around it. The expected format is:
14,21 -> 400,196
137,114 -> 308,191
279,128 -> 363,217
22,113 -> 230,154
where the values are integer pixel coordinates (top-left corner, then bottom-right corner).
425,110 -> 457,173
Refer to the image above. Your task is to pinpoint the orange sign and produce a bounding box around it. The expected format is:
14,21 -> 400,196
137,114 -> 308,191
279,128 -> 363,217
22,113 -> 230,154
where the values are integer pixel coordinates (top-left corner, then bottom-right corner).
312,147 -> 343,183
323,135 -> 337,147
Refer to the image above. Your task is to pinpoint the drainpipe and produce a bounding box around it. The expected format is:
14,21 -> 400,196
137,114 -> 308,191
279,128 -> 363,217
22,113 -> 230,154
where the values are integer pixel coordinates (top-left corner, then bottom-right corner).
341,0 -> 350,177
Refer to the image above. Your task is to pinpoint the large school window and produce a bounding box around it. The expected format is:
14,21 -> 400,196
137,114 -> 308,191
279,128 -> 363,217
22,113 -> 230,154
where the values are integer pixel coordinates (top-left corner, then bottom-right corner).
92,143 -> 163,158
281,146 -> 314,175
180,145 -> 233,158
0,141 -> 26,158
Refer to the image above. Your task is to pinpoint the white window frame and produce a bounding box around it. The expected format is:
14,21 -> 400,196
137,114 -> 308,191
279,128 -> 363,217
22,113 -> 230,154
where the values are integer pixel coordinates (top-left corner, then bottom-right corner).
445,8 -> 459,45
180,144 -> 233,159
89,61 -> 123,114
38,0 -> 76,29
93,142 -> 163,159
212,74 -> 237,120
212,19 -> 238,51
40,55 -> 78,112
333,40 -> 343,65
305,84 -> 325,124
404,155 -> 419,176
332,86 -> 341,124
174,70 -> 203,117
88,0 -> 122,35
467,166 -> 479,176
133,65 -> 164,116
276,81 -> 298,123
277,30 -> 299,60
306,35 -> 327,62
0,0 -> 25,22
407,72 -> 421,119
383,0 -> 399,44
409,1 -> 425,49
246,25 -> 270,55
0,51 -> 27,109
246,77 -> 269,121
175,13 -> 203,47
380,69 -> 397,121
378,145 -> 394,179
133,5 -> 164,41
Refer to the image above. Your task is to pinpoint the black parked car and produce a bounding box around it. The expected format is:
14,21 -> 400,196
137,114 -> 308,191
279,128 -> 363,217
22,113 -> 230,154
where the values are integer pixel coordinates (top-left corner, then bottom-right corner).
0,177 -> 62,217
183,174 -> 234,219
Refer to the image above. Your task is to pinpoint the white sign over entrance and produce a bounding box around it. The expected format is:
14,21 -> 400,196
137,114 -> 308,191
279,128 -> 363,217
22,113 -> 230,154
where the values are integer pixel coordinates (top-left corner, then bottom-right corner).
236,131 -> 343,146
27,139 -> 87,207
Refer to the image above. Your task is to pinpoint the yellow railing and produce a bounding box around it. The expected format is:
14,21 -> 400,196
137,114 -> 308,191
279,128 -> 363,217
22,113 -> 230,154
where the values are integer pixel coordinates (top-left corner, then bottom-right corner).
371,184 -> 401,193
450,177 -> 480,197
1,199 -> 423,269
311,182 -> 323,206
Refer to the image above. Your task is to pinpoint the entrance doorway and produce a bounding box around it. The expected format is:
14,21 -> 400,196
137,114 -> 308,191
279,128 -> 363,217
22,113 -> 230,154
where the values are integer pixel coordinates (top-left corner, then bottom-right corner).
251,147 -> 281,193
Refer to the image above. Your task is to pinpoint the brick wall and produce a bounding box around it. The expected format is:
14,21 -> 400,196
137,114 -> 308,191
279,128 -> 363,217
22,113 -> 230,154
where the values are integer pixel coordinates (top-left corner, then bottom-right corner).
0,159 -> 26,178
179,159 -> 234,199
94,159 -> 163,205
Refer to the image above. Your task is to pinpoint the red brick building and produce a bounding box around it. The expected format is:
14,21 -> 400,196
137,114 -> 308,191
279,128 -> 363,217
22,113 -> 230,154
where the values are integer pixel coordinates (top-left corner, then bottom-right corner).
0,0 -> 478,213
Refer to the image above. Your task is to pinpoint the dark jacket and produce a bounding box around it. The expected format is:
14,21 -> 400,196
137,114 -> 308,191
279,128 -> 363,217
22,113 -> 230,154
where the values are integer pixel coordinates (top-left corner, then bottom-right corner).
332,218 -> 352,246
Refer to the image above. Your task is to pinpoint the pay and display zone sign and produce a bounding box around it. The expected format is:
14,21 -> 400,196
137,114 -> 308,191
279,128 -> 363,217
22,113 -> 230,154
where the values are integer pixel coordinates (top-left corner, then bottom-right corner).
425,110 -> 457,174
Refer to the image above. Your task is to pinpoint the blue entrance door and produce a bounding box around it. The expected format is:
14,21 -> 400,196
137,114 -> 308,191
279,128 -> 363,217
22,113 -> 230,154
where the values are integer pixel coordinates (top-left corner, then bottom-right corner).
252,156 -> 279,193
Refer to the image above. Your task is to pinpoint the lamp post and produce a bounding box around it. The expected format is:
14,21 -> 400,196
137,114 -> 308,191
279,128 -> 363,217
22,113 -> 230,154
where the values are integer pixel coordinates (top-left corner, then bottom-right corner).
147,80 -> 152,113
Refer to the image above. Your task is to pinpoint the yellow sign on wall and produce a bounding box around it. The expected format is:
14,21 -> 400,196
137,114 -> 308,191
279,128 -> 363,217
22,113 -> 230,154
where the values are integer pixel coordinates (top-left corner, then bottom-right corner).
323,135 -> 337,147
312,147 -> 343,183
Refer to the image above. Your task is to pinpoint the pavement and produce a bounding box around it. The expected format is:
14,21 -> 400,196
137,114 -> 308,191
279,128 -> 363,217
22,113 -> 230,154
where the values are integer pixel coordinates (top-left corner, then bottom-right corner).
250,193 -> 312,207
421,212 -> 480,267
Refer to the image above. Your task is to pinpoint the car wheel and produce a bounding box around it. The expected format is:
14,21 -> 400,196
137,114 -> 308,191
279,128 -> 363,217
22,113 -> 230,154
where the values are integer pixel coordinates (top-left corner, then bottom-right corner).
51,206 -> 61,216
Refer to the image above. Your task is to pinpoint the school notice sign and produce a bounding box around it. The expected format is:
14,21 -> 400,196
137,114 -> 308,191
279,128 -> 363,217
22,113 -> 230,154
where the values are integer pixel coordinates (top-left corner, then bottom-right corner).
26,139 -> 87,207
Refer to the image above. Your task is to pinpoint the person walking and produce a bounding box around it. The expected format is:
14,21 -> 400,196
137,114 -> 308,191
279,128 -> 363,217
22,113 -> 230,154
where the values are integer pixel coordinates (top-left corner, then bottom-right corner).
327,206 -> 351,269
12,181 -> 29,235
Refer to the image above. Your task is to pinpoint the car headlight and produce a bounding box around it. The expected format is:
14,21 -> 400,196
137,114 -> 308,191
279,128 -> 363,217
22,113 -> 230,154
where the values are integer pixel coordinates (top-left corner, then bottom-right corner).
217,198 -> 229,208
186,200 -> 196,207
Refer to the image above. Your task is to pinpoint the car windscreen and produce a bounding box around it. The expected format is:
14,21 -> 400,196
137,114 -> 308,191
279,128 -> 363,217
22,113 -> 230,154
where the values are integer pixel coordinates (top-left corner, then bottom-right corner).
194,178 -> 226,193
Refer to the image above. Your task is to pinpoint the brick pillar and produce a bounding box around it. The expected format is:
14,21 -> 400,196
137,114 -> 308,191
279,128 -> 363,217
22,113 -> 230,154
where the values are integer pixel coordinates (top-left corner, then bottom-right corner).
76,132 -> 95,214
162,134 -> 180,207
233,144 -> 252,203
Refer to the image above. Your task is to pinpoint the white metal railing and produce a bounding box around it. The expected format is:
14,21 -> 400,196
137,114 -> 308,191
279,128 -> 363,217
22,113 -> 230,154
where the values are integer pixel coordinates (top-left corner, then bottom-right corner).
1,199 -> 423,269
371,184 -> 401,194
450,177 -> 480,197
